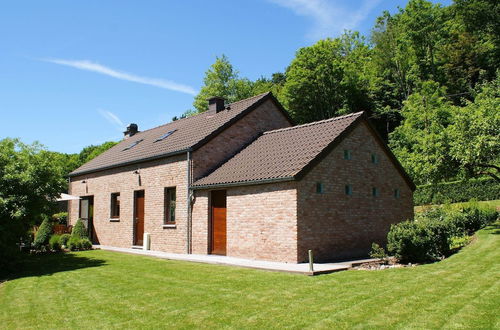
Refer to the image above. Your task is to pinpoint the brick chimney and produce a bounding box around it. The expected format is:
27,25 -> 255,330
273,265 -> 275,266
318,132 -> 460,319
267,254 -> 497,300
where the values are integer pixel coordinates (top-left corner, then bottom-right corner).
124,123 -> 138,139
208,96 -> 225,114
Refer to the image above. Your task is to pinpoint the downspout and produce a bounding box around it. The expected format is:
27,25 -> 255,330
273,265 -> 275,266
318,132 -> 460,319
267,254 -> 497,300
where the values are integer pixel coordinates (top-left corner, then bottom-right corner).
186,150 -> 192,254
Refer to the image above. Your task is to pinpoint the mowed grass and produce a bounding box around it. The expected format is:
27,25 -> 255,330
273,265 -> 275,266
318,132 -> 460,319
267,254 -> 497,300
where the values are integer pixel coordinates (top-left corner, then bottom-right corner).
1,225 -> 499,329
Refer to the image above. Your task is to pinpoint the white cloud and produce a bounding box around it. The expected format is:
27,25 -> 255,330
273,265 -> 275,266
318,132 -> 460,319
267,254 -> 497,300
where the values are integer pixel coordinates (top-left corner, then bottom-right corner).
98,109 -> 125,131
267,0 -> 382,39
42,58 -> 197,95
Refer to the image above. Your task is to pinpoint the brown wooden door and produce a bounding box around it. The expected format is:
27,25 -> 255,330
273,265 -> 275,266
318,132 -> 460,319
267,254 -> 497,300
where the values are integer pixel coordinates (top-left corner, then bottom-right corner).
134,191 -> 145,246
210,190 -> 227,255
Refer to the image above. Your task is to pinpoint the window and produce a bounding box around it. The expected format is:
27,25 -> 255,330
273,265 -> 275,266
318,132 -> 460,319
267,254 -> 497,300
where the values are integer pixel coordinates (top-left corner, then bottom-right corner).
372,187 -> 380,197
345,184 -> 353,196
343,149 -> 352,160
155,129 -> 177,142
394,189 -> 401,198
316,182 -> 324,194
123,139 -> 143,151
371,153 -> 379,164
110,193 -> 120,218
164,187 -> 176,224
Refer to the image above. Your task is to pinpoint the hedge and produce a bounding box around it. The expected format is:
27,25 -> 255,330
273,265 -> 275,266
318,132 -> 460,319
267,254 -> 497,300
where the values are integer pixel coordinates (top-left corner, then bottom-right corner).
414,178 -> 500,205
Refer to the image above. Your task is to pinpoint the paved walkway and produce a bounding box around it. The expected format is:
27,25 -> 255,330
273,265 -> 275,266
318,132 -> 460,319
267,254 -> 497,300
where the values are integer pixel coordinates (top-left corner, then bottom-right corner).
94,245 -> 376,275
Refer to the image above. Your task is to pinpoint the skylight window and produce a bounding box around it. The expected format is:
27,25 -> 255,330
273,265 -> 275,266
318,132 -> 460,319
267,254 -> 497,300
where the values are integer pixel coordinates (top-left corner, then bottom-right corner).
123,139 -> 143,151
155,129 -> 177,142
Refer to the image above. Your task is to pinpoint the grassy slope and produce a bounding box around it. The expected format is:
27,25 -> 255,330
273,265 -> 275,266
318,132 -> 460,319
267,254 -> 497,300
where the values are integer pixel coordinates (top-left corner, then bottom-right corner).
415,199 -> 500,213
1,225 -> 499,329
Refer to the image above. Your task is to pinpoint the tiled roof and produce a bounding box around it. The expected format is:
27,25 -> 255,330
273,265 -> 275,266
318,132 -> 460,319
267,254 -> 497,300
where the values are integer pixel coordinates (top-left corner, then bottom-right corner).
69,93 -> 274,176
192,112 -> 365,188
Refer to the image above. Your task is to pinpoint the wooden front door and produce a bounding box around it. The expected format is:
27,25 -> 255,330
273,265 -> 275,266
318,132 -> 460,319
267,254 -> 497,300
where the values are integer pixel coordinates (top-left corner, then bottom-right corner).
210,190 -> 227,255
134,191 -> 145,246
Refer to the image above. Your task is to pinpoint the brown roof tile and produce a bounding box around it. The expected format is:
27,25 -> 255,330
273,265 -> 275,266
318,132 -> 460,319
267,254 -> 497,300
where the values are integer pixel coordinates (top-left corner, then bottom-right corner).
70,93 -> 274,176
192,112 -> 365,188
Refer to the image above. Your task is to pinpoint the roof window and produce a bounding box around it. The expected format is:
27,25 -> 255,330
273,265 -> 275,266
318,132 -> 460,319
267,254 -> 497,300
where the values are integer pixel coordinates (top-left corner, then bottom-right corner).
123,139 -> 143,151
155,129 -> 177,142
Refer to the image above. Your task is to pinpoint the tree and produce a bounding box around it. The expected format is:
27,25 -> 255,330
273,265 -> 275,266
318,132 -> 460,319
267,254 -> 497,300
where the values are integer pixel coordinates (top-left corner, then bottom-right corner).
389,81 -> 459,184
448,76 -> 500,181
193,55 -> 254,112
282,32 -> 375,124
0,139 -> 66,272
78,141 -> 118,166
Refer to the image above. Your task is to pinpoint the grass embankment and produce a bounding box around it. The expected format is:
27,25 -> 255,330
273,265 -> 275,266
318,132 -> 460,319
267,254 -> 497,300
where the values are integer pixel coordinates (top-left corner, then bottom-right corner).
415,199 -> 500,213
1,224 -> 499,329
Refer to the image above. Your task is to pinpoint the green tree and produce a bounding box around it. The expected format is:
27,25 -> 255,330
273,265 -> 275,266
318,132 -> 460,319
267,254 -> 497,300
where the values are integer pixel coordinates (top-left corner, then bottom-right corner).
282,32 -> 374,124
448,76 -> 500,181
78,141 -> 118,166
389,81 -> 458,184
0,139 -> 65,272
193,55 -> 254,112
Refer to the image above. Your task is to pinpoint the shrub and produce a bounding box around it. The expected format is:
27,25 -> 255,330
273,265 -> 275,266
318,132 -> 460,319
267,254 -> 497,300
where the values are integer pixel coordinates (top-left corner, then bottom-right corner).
450,236 -> 472,250
67,236 -> 82,251
80,238 -> 92,250
59,234 -> 71,247
369,243 -> 387,260
33,216 -> 52,249
414,178 -> 500,205
48,235 -> 61,251
71,219 -> 87,239
52,212 -> 68,225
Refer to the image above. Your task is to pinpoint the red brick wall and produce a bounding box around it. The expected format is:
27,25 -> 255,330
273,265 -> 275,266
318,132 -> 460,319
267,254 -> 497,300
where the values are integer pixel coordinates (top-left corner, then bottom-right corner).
192,99 -> 291,181
69,154 -> 189,252
191,182 -> 298,262
296,121 -> 414,262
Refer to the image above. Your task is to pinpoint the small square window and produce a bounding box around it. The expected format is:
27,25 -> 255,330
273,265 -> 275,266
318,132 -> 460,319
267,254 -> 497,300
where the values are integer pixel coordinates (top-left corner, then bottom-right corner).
371,153 -> 379,164
110,193 -> 120,218
372,187 -> 380,197
394,189 -> 401,198
316,182 -> 324,194
343,150 -> 352,160
345,184 -> 353,196
164,187 -> 176,224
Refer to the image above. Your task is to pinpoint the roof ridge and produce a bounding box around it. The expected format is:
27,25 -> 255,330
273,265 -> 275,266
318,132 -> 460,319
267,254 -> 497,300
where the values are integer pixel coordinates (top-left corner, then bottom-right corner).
264,111 -> 364,135
121,93 -> 272,138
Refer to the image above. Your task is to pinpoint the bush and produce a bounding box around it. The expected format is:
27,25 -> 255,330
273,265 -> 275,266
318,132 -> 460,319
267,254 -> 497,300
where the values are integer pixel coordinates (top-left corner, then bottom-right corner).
414,178 -> 500,205
71,219 -> 87,239
49,235 -> 61,251
33,216 -> 52,250
67,236 -> 82,251
80,238 -> 92,250
450,236 -> 472,250
59,234 -> 71,247
369,243 -> 387,260
387,202 -> 498,263
52,212 -> 68,225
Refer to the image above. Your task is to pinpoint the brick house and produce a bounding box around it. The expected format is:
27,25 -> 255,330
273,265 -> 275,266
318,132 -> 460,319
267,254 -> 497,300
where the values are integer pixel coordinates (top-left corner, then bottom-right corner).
68,93 -> 414,263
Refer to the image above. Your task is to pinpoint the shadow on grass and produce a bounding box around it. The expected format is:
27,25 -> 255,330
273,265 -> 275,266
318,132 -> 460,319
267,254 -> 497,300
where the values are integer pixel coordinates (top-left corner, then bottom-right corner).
1,251 -> 106,282
484,223 -> 500,235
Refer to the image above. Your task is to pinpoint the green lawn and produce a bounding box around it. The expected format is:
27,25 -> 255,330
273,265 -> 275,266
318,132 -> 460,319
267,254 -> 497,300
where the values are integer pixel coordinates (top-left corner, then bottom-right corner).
415,199 -> 500,213
1,224 -> 499,329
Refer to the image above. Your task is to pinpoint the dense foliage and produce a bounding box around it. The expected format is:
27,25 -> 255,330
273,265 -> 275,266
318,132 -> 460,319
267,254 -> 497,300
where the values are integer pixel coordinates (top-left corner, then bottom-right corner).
414,178 -> 500,205
387,202 -> 498,263
49,234 -> 61,251
33,216 -> 53,250
0,139 -> 65,271
71,219 -> 88,239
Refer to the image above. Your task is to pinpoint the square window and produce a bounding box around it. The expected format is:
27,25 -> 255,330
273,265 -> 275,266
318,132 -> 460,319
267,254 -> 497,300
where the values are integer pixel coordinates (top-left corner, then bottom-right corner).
372,187 -> 380,197
316,182 -> 324,194
343,149 -> 352,160
394,189 -> 401,198
371,153 -> 379,164
110,193 -> 120,218
164,187 -> 176,224
345,184 -> 353,196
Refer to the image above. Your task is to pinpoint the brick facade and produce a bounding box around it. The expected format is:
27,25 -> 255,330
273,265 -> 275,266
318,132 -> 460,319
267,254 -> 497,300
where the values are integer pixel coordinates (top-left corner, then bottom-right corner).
296,121 -> 414,262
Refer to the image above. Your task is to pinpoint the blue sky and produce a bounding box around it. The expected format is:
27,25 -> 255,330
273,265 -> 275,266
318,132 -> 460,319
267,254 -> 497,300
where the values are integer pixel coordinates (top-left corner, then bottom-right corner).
0,0 -> 451,153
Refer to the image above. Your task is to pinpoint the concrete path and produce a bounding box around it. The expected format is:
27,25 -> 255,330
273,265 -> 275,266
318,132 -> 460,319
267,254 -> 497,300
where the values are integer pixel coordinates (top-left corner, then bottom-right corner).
93,245 -> 376,275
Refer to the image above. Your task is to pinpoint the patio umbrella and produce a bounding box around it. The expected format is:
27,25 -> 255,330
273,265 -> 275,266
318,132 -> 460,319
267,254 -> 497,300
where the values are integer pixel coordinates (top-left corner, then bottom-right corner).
56,193 -> 81,202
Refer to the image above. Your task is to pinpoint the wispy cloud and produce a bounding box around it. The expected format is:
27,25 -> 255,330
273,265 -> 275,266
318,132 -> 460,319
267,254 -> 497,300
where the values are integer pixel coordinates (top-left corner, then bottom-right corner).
41,58 -> 197,95
267,0 -> 382,39
98,109 -> 125,132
